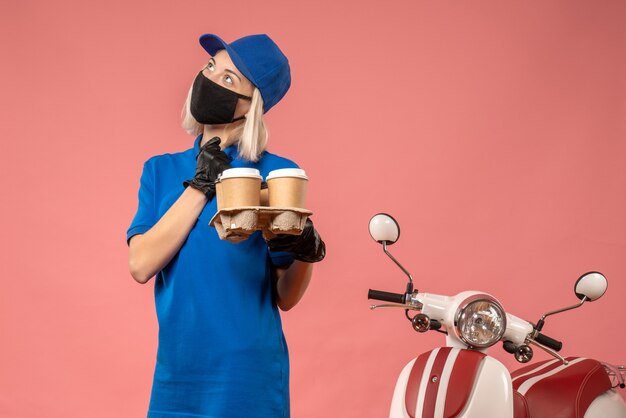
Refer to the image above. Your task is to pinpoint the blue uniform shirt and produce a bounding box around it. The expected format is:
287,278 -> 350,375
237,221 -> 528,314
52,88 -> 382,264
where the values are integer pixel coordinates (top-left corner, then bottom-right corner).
127,135 -> 298,418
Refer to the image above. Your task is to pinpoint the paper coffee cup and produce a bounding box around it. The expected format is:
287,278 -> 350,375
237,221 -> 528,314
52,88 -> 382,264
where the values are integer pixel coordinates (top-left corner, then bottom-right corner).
260,188 -> 269,207
218,168 -> 262,209
215,181 -> 225,210
266,168 -> 308,208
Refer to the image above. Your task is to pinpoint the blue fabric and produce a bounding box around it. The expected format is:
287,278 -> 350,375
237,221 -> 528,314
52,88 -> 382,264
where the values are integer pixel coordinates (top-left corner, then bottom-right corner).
126,135 -> 299,418
199,34 -> 290,114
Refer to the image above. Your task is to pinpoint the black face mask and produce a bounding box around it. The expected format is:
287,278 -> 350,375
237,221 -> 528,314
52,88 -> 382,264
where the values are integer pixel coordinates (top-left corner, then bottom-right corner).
190,71 -> 252,124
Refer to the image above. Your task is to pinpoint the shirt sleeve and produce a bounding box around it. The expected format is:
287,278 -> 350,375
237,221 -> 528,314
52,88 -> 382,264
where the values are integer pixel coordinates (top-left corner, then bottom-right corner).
126,159 -> 157,246
269,251 -> 295,268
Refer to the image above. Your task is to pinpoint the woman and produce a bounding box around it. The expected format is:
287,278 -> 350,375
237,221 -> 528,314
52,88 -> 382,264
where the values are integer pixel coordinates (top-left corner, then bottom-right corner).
126,33 -> 325,418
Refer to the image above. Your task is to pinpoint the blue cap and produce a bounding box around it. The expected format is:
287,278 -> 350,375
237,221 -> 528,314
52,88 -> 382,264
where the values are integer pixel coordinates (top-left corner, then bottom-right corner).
199,33 -> 291,114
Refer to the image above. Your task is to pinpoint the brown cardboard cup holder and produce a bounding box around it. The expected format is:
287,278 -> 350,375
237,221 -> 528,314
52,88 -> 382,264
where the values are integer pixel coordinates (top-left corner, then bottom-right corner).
209,206 -> 313,243
209,168 -> 311,243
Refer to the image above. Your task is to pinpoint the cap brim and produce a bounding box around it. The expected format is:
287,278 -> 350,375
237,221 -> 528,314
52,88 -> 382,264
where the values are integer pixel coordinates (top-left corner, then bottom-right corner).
198,34 -> 257,89
199,33 -> 228,56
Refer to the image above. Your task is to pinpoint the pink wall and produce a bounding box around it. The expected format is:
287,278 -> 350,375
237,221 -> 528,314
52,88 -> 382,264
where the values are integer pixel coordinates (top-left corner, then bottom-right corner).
1,0 -> 625,416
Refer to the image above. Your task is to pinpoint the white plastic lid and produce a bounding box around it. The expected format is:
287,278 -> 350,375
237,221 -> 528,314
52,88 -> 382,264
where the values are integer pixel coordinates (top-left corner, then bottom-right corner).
219,168 -> 262,180
266,168 -> 308,180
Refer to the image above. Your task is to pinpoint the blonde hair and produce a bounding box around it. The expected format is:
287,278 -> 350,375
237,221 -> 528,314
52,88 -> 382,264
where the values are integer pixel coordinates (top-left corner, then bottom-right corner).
181,72 -> 269,162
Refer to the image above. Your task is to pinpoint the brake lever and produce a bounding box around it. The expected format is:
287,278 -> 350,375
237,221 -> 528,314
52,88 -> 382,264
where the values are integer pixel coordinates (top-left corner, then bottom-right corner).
369,303 -> 417,310
526,337 -> 569,365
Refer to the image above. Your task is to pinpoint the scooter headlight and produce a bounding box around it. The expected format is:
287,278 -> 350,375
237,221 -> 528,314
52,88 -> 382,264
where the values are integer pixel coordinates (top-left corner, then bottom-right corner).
454,295 -> 506,348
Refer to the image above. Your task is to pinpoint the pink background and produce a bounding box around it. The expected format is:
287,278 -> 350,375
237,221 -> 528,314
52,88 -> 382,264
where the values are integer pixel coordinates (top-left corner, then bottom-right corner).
2,0 -> 625,416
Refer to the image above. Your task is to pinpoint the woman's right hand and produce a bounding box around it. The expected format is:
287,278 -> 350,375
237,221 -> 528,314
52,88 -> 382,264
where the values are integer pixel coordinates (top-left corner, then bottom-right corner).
183,136 -> 232,200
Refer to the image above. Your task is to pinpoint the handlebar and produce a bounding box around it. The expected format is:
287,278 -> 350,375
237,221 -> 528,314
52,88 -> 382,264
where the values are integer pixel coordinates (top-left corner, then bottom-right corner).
368,289 -> 564,353
368,289 -> 405,304
535,332 -> 563,352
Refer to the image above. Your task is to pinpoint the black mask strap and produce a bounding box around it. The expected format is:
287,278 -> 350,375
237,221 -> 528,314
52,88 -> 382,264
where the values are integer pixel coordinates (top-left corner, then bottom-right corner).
235,92 -> 253,101
233,91 -> 252,121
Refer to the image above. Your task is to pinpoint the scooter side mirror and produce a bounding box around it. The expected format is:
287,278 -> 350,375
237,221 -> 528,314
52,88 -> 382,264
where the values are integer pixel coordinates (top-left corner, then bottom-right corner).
535,271 -> 607,334
369,213 -> 400,245
368,213 -> 413,291
574,271 -> 608,302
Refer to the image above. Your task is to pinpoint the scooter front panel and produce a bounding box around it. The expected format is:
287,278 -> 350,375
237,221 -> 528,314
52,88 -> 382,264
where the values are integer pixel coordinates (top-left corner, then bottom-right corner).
391,347 -> 513,418
390,358 -> 417,418
457,355 -> 514,417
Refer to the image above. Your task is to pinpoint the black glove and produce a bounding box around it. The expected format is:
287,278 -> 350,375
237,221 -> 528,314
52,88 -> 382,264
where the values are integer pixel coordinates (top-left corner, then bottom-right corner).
183,136 -> 231,200
267,218 -> 326,263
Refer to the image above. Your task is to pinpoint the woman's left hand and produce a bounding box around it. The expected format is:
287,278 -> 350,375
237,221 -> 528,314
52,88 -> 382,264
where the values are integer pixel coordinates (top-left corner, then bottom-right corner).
266,218 -> 326,263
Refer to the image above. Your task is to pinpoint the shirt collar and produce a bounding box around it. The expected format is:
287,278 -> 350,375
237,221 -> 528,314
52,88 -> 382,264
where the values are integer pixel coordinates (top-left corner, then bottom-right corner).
193,134 -> 238,160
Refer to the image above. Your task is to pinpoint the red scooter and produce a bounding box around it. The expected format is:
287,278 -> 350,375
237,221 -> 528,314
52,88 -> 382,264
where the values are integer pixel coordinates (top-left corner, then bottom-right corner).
367,213 -> 626,418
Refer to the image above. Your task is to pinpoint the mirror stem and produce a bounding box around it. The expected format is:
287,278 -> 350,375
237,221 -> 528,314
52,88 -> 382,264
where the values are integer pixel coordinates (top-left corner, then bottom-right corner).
535,296 -> 588,332
382,241 -> 414,293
